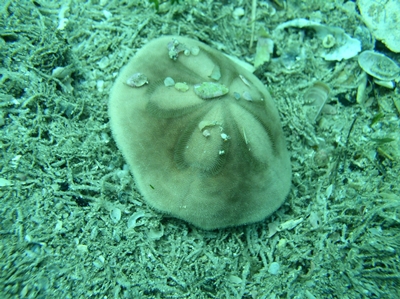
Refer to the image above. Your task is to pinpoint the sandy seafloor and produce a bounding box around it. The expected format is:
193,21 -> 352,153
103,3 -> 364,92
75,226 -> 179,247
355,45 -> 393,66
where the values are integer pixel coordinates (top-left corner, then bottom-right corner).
1,0 -> 399,298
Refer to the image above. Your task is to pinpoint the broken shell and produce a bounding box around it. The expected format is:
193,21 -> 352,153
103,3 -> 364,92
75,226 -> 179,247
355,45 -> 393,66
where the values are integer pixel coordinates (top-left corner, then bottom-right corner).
358,50 -> 400,81
194,82 -> 229,99
174,82 -> 189,92
126,73 -> 148,87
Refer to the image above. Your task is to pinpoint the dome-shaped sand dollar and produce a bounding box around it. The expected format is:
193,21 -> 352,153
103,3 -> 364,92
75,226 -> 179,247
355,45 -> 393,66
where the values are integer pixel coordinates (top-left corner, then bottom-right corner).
108,36 -> 291,230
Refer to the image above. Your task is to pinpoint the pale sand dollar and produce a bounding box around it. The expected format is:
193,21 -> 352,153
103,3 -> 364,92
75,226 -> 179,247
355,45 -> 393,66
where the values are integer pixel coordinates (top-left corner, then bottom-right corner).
108,36 -> 291,229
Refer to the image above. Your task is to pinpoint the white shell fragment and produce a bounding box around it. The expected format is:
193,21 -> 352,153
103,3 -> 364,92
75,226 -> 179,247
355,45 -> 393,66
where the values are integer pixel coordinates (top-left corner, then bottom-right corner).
194,82 -> 229,99
209,65 -> 221,81
254,37 -> 274,68
275,18 -> 361,61
242,91 -> 253,101
110,207 -> 122,224
277,218 -> 304,231
358,51 -> 400,81
164,77 -> 175,87
126,72 -> 148,87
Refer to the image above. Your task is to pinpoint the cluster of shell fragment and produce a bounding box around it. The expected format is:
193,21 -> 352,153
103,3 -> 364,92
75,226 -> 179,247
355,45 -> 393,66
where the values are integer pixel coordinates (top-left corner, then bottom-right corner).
167,38 -> 200,60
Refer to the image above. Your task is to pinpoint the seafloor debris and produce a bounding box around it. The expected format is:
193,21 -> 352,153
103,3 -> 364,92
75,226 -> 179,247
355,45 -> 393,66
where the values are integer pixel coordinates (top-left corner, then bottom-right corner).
274,18 -> 361,61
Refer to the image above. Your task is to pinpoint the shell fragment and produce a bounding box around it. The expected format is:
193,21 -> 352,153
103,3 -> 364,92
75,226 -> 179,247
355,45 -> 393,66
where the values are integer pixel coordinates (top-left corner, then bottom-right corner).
126,73 -> 148,87
209,65 -> 221,81
194,82 -> 229,99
